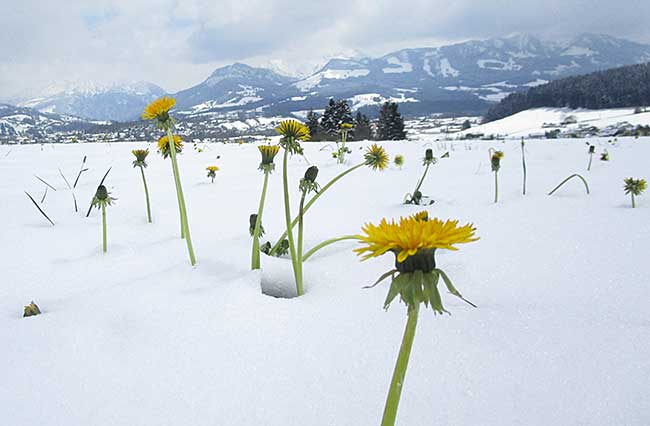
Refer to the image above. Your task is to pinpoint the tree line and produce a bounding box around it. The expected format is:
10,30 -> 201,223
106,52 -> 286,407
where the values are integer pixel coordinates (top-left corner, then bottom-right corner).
305,99 -> 406,141
484,62 -> 650,123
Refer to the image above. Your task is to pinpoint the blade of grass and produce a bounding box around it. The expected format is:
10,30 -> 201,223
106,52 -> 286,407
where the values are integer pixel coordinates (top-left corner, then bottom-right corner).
34,175 -> 57,191
25,191 -> 55,226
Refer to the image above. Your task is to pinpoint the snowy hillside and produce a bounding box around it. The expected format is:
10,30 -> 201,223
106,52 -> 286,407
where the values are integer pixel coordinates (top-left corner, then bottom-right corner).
1,137 -> 649,425
459,107 -> 650,139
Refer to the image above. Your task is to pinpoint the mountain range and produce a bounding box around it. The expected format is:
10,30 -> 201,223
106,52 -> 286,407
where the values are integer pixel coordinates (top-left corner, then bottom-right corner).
9,33 -> 650,124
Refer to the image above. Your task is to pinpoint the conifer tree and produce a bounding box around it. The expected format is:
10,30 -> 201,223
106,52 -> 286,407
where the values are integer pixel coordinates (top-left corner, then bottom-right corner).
306,110 -> 322,141
354,111 -> 373,141
377,102 -> 407,140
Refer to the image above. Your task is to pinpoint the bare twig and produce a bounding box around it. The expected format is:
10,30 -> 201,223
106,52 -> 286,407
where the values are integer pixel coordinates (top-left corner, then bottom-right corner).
40,186 -> 48,204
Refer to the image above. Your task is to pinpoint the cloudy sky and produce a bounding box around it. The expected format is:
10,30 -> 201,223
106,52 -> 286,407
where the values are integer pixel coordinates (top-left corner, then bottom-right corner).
1,0 -> 649,100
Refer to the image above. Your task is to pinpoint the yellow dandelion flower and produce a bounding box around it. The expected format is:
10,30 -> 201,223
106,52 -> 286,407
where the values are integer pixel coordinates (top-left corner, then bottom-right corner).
206,166 -> 219,172
158,134 -> 183,158
276,120 -> 311,141
355,215 -> 478,263
142,96 -> 176,121
364,144 -> 389,171
259,144 -> 280,164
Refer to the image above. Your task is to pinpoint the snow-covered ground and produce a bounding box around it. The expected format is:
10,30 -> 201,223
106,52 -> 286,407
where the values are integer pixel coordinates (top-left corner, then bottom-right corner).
459,107 -> 650,139
1,137 -> 649,425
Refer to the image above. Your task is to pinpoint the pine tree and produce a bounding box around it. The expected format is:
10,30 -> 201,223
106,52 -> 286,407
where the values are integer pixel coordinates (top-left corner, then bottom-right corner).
306,110 -> 321,141
377,102 -> 407,140
320,99 -> 339,138
354,111 -> 373,141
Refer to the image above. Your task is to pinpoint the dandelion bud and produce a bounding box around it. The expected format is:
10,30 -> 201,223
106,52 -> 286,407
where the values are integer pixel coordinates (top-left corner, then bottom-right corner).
304,166 -> 319,183
95,185 -> 108,201
588,145 -> 595,154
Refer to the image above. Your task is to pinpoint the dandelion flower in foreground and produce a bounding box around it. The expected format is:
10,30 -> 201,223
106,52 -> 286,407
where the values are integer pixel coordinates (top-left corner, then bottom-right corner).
355,215 -> 478,264
356,214 -> 479,426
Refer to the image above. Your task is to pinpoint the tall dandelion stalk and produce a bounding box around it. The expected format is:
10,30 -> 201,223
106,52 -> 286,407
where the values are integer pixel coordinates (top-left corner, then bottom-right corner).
491,150 -> 504,203
355,212 -> 479,426
405,149 -> 436,205
276,120 -> 311,296
142,96 -> 196,265
268,143 -> 389,256
336,123 -> 353,164
132,149 -> 152,223
587,144 -> 595,171
520,138 -> 527,195
91,185 -> 116,253
251,144 -> 280,270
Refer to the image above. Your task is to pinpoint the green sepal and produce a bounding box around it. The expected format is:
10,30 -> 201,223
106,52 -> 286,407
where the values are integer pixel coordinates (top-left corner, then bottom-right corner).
365,269 -> 397,289
436,268 -> 462,297
424,271 -> 448,315
384,273 -> 409,310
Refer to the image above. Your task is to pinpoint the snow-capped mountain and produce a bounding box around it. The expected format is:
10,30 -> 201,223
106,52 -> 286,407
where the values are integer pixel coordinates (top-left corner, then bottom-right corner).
268,33 -> 650,116
12,33 -> 650,122
20,81 -> 166,122
174,63 -> 295,116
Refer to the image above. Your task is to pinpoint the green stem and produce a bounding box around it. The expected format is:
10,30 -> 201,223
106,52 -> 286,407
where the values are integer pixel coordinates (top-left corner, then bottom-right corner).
587,153 -> 593,171
302,235 -> 360,262
382,303 -> 420,426
632,193 -> 636,208
101,203 -> 107,253
139,166 -> 152,223
494,170 -> 499,203
413,163 -> 431,195
166,128 -> 196,266
269,162 -> 366,256
297,191 -> 307,289
251,170 -> 270,270
282,148 -> 303,296
548,174 -> 590,196
339,131 -> 347,164
521,140 -> 527,196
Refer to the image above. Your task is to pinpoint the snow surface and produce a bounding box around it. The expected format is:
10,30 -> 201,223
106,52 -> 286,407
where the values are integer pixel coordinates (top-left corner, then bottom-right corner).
382,56 -> 414,74
295,69 -> 370,91
459,107 -> 650,139
1,138 -> 649,426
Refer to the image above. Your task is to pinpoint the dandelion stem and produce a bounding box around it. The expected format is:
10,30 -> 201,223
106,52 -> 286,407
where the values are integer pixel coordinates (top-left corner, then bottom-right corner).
297,191 -> 307,289
139,166 -> 152,223
521,138 -> 527,195
251,170 -> 270,270
494,170 -> 499,203
101,203 -> 107,253
302,235 -> 360,262
282,147 -> 303,296
166,128 -> 196,265
587,153 -> 593,171
269,162 -> 366,256
548,174 -> 590,196
382,303 -> 420,426
413,163 -> 430,196
631,193 -> 636,208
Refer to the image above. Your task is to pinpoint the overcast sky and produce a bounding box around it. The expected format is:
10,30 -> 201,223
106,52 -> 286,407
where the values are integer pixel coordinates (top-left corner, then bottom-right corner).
2,0 -> 649,99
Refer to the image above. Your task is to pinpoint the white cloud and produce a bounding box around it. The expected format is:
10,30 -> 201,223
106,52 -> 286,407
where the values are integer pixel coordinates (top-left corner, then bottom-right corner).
1,0 -> 649,99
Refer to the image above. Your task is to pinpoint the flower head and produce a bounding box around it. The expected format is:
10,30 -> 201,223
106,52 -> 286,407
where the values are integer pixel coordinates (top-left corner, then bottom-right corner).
624,177 -> 647,195
394,154 -> 404,168
299,166 -> 320,193
158,135 -> 183,158
276,120 -> 310,141
206,166 -> 219,172
491,150 -> 504,172
422,148 -> 437,166
588,145 -> 596,154
142,96 -> 176,127
364,144 -> 389,171
91,185 -> 116,209
412,210 -> 429,222
132,149 -> 149,168
258,144 -> 280,172
355,215 -> 478,265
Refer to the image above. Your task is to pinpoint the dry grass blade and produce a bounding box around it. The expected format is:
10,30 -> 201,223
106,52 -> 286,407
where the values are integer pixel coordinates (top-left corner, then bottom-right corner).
25,191 -> 55,226
34,175 -> 57,191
